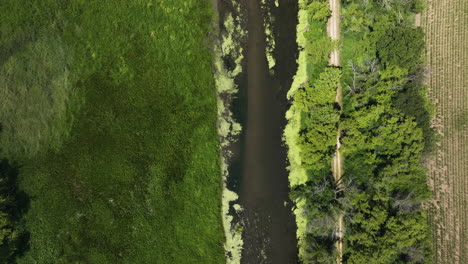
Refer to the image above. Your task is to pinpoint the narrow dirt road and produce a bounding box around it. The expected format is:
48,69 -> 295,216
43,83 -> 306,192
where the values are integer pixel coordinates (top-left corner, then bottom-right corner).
327,0 -> 344,262
327,0 -> 340,66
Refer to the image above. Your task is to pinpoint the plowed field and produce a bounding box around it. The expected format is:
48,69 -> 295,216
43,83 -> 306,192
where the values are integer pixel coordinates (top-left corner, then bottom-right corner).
423,1 -> 468,263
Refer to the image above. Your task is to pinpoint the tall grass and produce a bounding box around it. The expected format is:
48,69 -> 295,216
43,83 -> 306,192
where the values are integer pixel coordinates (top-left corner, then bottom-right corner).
0,34 -> 77,160
0,0 -> 225,263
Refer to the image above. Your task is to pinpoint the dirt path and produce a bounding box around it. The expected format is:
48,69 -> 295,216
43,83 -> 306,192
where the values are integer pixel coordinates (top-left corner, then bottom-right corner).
327,0 -> 344,262
327,0 -> 340,66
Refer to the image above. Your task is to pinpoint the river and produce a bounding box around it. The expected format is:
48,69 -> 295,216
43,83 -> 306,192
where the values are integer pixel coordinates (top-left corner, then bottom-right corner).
220,0 -> 299,263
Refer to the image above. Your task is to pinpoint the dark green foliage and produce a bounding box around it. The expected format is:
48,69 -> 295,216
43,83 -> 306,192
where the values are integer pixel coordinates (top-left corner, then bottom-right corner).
395,80 -> 436,152
0,160 -> 27,263
302,0 -> 334,80
1,0 -> 224,263
344,190 -> 430,264
376,26 -> 425,70
292,177 -> 343,264
296,68 -> 341,172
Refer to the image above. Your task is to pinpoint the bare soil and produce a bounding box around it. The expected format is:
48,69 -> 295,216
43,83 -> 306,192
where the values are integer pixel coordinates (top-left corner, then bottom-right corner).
423,1 -> 468,263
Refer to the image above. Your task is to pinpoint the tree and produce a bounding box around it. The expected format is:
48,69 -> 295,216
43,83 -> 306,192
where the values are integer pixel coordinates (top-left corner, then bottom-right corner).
376,26 -> 425,70
308,1 -> 331,22
342,3 -> 371,32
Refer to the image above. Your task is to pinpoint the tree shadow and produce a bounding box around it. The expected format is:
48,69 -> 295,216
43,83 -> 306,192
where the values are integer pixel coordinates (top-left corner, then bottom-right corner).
0,158 -> 31,262
394,80 -> 436,153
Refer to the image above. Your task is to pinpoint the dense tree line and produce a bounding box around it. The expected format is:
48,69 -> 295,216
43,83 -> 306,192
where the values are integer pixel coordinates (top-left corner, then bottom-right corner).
341,0 -> 433,263
288,0 -> 341,262
288,0 -> 433,263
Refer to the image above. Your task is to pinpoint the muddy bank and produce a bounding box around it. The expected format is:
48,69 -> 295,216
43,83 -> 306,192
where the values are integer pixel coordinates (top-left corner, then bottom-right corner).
220,0 -> 299,263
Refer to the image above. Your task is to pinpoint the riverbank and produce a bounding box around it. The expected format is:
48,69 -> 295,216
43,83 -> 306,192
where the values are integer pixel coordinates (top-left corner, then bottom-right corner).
284,0 -> 340,262
213,0 -> 245,263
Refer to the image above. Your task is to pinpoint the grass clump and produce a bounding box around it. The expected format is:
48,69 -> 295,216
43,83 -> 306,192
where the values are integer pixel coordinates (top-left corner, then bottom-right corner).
0,34 -> 77,160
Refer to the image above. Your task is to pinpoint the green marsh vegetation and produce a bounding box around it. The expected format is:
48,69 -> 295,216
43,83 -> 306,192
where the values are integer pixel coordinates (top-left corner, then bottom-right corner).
1,0 -> 225,263
287,0 -> 433,263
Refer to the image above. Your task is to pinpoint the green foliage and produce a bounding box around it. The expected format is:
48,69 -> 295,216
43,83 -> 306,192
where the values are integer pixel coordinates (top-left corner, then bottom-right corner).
340,1 -> 433,263
345,191 -> 430,264
342,3 -> 371,32
411,0 -> 427,13
290,0 -> 434,262
394,79 -> 436,152
376,26 -> 425,70
1,0 -> 225,263
295,68 -> 341,171
307,1 -> 331,22
302,19 -> 334,80
293,180 -> 340,264
287,2 -> 340,262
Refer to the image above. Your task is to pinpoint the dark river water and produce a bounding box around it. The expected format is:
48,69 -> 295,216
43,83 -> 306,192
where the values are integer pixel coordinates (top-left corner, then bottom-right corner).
219,0 -> 299,263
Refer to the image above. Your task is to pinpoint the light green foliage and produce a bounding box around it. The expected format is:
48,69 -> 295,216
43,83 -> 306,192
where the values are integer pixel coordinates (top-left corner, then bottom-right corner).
307,2 -> 331,22
0,35 -> 76,160
215,7 -> 245,264
1,0 -> 225,263
342,3 -> 371,32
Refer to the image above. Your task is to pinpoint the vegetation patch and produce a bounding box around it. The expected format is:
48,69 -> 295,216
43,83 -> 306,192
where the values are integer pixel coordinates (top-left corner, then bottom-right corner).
261,0 -> 277,71
284,0 -> 338,262
286,0 -> 434,263
0,0 -> 225,263
215,3 -> 246,263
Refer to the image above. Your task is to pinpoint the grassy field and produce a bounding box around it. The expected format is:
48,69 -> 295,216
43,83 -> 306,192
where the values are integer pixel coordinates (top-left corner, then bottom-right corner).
0,0 -> 225,263
423,0 -> 468,263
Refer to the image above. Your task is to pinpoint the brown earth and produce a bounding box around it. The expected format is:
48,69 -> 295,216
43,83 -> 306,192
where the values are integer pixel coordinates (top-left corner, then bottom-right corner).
422,1 -> 468,263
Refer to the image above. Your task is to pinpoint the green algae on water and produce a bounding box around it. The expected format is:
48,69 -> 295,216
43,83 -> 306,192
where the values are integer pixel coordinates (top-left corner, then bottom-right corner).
215,6 -> 246,264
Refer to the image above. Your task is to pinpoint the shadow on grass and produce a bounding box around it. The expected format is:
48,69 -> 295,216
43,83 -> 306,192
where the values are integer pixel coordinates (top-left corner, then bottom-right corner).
0,158 -> 31,262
